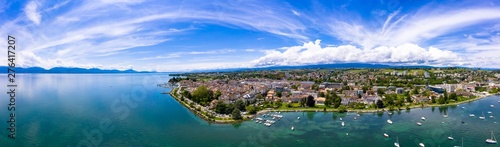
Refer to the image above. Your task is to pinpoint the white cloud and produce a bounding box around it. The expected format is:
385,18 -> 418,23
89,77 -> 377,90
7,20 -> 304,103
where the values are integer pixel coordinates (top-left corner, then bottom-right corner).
292,10 -> 300,16
24,1 -> 41,25
252,40 -> 463,67
325,8 -> 500,48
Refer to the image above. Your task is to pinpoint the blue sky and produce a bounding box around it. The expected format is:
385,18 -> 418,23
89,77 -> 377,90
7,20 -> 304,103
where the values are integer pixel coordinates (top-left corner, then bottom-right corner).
1,0 -> 500,71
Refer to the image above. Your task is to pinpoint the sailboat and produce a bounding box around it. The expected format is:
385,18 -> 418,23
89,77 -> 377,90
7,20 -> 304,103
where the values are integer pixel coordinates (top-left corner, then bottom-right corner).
387,119 -> 393,124
486,131 -> 497,144
341,121 -> 345,127
384,133 -> 389,138
454,137 -> 463,147
419,142 -> 425,147
291,125 -> 294,131
421,117 -> 426,121
416,122 -> 422,126
479,111 -> 486,120
491,105 -> 495,108
448,135 -> 454,140
394,136 -> 400,147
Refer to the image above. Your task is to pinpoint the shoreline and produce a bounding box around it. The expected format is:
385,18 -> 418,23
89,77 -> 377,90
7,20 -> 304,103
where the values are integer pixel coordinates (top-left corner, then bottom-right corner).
168,87 -> 497,123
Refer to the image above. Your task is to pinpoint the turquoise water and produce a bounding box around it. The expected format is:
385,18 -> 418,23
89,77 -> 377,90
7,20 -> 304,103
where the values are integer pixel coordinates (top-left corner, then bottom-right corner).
1,74 -> 499,146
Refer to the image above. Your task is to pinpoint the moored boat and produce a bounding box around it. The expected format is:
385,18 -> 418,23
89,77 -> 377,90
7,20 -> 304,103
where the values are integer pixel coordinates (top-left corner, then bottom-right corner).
394,136 -> 400,147
486,131 -> 497,144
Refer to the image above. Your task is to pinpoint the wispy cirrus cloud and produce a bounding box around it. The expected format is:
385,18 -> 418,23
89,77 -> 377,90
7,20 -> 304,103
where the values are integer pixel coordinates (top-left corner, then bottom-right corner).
2,0 -> 309,71
24,1 -> 41,25
2,0 -> 500,71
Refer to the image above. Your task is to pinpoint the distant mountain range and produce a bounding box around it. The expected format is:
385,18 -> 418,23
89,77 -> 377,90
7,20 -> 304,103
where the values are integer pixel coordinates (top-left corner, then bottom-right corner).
189,63 -> 436,72
0,63 -> 492,73
0,66 -> 150,73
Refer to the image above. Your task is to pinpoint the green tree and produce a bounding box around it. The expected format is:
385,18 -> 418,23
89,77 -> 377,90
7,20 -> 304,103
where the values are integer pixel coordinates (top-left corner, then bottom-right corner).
333,93 -> 341,108
376,100 -> 384,108
245,106 -> 257,114
215,101 -> 227,114
431,96 -> 436,103
325,98 -> 332,107
490,87 -> 499,94
300,98 -> 306,107
312,84 -> 319,91
192,85 -> 212,105
338,105 -> 347,113
405,91 -> 412,103
276,91 -> 282,98
235,99 -> 246,111
225,103 -> 236,114
377,88 -> 385,95
232,108 -> 242,120
318,92 -> 325,97
306,95 -> 315,107
443,90 -> 448,103
412,88 -> 419,95
449,92 -> 458,101
362,86 -> 369,93
214,90 -> 222,99
276,99 -> 283,108
438,95 -> 446,104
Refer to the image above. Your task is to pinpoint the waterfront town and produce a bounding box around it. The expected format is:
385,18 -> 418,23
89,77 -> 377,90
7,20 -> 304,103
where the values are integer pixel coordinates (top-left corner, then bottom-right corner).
167,68 -> 500,122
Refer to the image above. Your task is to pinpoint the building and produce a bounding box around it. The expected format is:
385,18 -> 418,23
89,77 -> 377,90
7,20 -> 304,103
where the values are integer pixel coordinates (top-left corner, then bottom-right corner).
395,88 -> 404,94
315,97 -> 326,105
266,90 -> 275,101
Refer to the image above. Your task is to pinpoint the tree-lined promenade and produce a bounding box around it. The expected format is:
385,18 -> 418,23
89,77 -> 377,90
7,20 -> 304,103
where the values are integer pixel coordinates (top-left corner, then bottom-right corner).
166,67 -> 500,123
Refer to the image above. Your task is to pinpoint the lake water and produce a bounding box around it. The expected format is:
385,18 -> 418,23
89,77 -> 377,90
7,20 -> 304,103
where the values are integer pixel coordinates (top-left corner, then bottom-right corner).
1,74 -> 499,146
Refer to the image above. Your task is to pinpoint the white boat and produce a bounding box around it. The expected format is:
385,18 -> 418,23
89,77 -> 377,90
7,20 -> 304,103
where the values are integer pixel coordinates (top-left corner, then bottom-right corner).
419,143 -> 425,147
416,122 -> 422,126
341,122 -> 345,127
354,117 -> 357,120
387,119 -> 393,124
264,123 -> 272,127
384,133 -> 389,138
480,111 -> 486,120
462,106 -> 465,109
454,137 -> 464,147
421,117 -> 426,120
491,105 -> 495,108
448,136 -> 454,140
297,117 -> 300,120
291,126 -> 294,131
340,118 -> 343,121
488,111 -> 492,114
470,114 -> 475,117
394,136 -> 400,147
444,114 -> 448,118
486,131 -> 497,144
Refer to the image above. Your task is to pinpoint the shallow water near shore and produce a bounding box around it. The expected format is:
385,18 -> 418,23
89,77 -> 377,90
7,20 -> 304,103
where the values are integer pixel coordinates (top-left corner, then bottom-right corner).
1,74 -> 499,146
